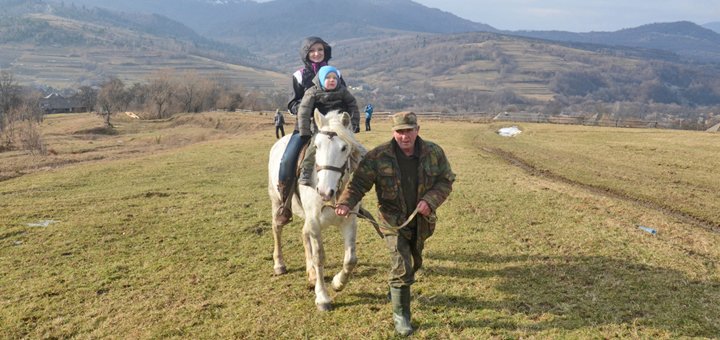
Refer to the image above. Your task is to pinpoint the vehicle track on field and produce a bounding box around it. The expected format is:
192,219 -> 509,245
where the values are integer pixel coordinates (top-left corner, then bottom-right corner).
481,146 -> 720,234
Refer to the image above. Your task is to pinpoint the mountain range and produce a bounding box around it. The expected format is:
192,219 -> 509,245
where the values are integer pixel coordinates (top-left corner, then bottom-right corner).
511,21 -> 720,64
2,0 -> 720,117
54,0 -> 720,64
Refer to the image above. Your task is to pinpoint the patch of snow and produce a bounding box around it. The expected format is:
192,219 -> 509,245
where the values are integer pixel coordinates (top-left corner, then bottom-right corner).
27,220 -> 58,227
497,126 -> 521,137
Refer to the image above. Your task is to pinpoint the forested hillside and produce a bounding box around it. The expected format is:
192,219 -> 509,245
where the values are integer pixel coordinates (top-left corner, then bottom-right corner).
332,32 -> 720,124
512,21 -> 720,64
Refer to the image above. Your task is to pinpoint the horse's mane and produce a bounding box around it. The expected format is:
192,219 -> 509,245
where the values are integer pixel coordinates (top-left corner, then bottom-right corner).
320,111 -> 367,171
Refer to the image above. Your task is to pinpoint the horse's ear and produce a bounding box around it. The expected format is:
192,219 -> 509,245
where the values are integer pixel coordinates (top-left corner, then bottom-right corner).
314,109 -> 327,129
341,112 -> 351,129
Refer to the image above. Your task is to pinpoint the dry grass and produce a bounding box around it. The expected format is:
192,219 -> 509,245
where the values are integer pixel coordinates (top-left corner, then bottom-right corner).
475,122 -> 720,229
1,113 -> 718,338
0,111 -> 276,182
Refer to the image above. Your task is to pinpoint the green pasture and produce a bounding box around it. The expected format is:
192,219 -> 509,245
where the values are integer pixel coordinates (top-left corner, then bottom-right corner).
1,113 -> 719,338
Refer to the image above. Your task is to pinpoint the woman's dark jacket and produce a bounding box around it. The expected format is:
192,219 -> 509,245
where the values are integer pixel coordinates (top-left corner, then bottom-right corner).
286,37 -> 345,115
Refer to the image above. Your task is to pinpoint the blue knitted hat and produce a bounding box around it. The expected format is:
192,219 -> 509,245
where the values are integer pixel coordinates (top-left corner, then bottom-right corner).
318,66 -> 341,89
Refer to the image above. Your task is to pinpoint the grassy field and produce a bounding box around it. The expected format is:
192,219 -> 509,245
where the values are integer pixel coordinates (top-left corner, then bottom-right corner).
1,112 -> 719,338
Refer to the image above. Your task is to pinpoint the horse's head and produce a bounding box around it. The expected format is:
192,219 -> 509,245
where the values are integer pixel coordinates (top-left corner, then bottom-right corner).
312,110 -> 364,202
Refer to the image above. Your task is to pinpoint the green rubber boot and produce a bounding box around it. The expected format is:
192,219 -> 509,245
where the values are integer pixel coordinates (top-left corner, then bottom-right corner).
390,286 -> 413,336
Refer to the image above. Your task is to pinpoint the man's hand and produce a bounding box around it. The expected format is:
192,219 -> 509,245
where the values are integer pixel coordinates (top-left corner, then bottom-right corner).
417,200 -> 432,216
335,204 -> 350,217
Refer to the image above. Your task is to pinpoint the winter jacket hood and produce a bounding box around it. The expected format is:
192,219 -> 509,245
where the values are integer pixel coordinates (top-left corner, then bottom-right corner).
300,36 -> 332,69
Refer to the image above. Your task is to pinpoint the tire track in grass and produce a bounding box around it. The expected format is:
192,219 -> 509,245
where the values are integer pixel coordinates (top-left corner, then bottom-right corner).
481,146 -> 720,234
483,146 -> 720,272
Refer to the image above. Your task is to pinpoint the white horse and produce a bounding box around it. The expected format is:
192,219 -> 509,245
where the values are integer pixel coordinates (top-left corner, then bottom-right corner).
267,110 -> 367,311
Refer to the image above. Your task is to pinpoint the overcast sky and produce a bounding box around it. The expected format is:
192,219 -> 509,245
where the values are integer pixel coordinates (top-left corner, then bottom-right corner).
412,0 -> 720,32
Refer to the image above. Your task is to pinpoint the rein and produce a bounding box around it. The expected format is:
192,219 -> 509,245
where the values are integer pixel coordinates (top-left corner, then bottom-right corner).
315,128 -> 423,238
321,204 -> 432,238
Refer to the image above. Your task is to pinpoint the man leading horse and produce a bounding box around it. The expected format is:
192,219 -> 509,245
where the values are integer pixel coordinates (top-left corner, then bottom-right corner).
335,111 -> 456,336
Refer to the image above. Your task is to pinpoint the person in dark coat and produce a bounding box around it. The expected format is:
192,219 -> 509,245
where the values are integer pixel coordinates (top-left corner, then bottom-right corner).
335,112 -> 455,336
287,36 -> 345,116
276,37 -> 345,226
296,66 -> 360,186
274,109 -> 285,139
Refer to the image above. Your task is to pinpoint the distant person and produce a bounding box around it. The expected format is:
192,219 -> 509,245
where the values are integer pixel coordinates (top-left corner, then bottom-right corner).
295,65 -> 360,186
273,109 -> 285,139
364,103 -> 374,131
275,37 -> 346,226
335,112 -> 455,336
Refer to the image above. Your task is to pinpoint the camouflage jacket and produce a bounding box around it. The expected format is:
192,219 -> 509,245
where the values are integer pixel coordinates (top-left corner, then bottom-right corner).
338,137 -> 455,246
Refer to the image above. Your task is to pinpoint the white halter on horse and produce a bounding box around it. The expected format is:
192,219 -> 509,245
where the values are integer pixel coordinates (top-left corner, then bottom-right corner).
267,110 -> 366,311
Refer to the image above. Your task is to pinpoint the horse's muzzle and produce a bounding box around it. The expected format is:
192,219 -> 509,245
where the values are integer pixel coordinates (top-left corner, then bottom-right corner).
317,188 -> 335,202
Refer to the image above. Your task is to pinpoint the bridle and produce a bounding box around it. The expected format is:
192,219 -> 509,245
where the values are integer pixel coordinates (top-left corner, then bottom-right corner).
314,130 -> 350,178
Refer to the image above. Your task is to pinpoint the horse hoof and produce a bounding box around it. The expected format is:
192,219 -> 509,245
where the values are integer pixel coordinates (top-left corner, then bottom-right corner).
332,278 -> 345,292
317,303 -> 333,312
274,266 -> 287,275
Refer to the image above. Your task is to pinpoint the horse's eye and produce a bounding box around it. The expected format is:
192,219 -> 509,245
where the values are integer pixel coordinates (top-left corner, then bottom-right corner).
341,145 -> 347,152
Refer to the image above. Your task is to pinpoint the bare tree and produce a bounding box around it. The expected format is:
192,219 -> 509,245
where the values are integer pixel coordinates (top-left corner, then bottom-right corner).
20,89 -> 45,123
176,70 -> 213,113
0,85 -> 45,152
0,70 -> 22,133
127,82 -> 148,112
96,77 -> 126,128
15,95 -> 47,155
77,85 -> 97,113
146,70 -> 176,118
199,81 -> 223,112
267,89 -> 288,111
218,91 -> 243,112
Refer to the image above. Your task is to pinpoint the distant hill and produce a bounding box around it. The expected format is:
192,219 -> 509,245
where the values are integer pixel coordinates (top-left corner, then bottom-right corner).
509,21 -> 720,63
1,0 -> 257,65
57,0 -> 497,54
46,0 -> 259,34
0,0 -> 284,88
60,0 -> 720,67
205,0 -> 496,48
705,22 -> 720,34
330,31 -> 720,113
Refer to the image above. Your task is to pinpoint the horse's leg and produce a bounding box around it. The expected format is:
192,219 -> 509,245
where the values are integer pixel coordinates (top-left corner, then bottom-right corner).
332,218 -> 358,292
302,224 -> 316,287
271,198 -> 287,275
304,220 -> 332,311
